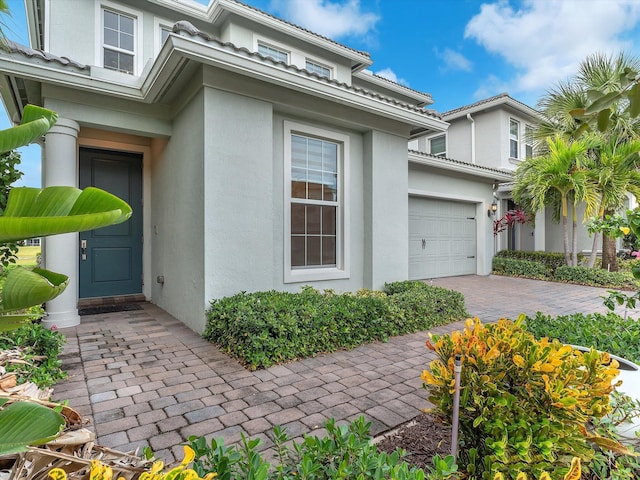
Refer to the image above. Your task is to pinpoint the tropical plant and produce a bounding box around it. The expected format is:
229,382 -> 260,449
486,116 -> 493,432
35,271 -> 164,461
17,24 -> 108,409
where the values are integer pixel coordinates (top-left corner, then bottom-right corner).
0,104 -> 132,454
513,134 -> 598,266
536,53 -> 640,271
0,150 -> 24,269
422,316 -> 626,480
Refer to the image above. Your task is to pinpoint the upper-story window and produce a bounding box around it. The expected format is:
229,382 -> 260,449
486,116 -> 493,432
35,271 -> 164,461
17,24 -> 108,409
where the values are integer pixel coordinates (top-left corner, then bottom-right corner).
509,119 -> 520,159
102,8 -> 135,74
430,135 -> 446,157
258,42 -> 289,63
305,59 -> 331,79
525,125 -> 534,159
160,26 -> 171,45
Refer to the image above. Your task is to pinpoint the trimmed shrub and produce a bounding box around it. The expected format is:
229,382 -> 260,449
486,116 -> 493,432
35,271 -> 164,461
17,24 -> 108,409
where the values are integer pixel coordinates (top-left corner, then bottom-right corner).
422,316 -> 622,480
492,257 -> 551,279
493,250 -> 583,273
204,282 -> 467,370
524,311 -> 640,364
553,265 -> 637,289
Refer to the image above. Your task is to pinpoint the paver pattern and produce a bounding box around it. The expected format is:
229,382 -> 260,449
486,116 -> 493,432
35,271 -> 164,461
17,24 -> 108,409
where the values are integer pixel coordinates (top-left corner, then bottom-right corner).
53,275 -> 634,462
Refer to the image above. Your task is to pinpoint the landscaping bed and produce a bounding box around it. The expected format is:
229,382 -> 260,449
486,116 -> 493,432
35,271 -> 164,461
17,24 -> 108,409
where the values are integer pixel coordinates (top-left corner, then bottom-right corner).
203,281 -> 467,370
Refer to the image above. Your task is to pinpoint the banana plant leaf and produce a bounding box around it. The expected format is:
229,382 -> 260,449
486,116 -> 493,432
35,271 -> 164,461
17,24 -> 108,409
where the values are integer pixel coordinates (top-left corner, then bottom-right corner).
0,186 -> 132,243
0,399 -> 66,455
0,267 -> 68,313
0,105 -> 57,154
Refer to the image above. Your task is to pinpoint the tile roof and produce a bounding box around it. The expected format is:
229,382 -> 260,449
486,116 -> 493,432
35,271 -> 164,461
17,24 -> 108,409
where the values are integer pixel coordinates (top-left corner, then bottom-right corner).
173,21 -> 442,120
228,0 -> 371,59
357,69 -> 434,105
408,149 -> 515,176
3,39 -> 88,70
442,92 -> 537,117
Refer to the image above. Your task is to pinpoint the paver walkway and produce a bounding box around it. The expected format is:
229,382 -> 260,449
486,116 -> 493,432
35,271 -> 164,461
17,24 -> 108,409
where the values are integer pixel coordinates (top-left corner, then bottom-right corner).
52,275 -> 635,463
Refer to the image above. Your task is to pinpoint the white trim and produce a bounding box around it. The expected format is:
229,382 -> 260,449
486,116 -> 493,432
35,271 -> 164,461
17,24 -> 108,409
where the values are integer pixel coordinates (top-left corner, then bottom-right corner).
509,117 -> 520,159
43,0 -> 51,51
154,16 -> 174,56
95,0 -> 144,75
284,120 -> 350,283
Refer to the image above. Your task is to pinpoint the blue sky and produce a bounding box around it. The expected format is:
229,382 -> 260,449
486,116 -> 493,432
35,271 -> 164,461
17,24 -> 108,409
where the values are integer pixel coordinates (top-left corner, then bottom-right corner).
5,0 -> 640,186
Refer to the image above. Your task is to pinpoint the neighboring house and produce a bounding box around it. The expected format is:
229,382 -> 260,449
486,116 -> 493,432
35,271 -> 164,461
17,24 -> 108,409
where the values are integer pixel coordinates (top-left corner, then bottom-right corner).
0,0 -> 515,332
411,92 -> 600,256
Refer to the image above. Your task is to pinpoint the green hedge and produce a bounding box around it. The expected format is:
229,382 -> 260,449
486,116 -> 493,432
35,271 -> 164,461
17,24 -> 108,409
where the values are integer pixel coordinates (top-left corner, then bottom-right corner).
492,257 -> 552,279
553,265 -> 637,289
524,311 -> 640,364
203,281 -> 467,369
493,250 -> 583,272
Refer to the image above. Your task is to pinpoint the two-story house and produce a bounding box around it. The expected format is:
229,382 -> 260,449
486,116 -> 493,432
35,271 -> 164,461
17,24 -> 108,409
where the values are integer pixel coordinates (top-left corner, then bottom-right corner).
0,0 -> 516,331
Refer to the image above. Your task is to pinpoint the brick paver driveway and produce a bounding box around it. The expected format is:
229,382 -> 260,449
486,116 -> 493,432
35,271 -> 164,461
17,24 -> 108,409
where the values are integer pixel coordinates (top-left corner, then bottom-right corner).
53,275 -> 632,462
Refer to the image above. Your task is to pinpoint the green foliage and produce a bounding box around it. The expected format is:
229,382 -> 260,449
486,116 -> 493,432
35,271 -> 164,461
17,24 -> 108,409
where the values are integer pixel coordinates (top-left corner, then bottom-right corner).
187,416 -> 452,480
0,150 -> 23,270
492,257 -> 552,279
553,265 -> 637,289
494,250 -> 582,273
204,283 -> 467,370
422,317 -> 623,480
524,311 -> 640,365
0,321 -> 67,387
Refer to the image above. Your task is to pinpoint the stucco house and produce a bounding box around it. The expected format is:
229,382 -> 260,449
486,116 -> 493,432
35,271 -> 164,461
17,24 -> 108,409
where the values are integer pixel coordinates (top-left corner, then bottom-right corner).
0,0 -> 510,332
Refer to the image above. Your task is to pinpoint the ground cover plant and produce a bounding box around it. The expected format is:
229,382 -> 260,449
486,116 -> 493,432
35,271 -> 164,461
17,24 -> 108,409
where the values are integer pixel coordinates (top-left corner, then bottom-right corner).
422,316 -> 627,480
203,281 -> 467,370
524,311 -> 640,364
186,416 -> 456,480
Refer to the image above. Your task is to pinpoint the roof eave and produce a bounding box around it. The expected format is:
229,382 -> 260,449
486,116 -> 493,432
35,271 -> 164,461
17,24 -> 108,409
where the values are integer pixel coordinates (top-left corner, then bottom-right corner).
408,150 -> 514,181
444,96 -> 539,122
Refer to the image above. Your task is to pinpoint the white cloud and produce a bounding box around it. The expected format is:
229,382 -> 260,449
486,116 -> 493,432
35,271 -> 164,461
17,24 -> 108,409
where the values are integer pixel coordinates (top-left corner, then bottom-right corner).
464,0 -> 640,94
471,74 -> 509,100
269,0 -> 379,39
435,48 -> 472,72
374,68 -> 410,87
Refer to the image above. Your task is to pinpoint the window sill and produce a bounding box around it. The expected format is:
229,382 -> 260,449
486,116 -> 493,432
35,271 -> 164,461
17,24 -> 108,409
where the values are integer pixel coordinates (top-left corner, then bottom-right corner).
285,267 -> 349,284
508,157 -> 522,165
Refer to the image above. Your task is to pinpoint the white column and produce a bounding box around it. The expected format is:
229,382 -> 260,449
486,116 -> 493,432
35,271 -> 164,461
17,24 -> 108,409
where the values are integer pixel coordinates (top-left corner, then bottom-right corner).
534,207 -> 546,251
42,118 -> 80,329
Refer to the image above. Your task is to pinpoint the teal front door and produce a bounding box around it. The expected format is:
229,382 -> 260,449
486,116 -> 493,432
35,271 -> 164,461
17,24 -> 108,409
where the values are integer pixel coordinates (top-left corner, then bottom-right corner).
79,148 -> 143,298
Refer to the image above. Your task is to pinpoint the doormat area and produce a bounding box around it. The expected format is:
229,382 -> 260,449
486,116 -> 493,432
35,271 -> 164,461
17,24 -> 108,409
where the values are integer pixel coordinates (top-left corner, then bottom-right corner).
78,304 -> 143,316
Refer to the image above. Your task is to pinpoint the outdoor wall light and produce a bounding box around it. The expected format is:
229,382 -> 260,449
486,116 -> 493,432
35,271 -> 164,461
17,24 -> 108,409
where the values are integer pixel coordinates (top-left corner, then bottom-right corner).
488,201 -> 498,217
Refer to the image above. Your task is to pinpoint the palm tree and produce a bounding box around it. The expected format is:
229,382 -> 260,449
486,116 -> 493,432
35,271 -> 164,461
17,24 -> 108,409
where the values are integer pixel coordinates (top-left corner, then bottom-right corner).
585,136 -> 640,268
534,52 -> 640,270
513,135 -> 598,266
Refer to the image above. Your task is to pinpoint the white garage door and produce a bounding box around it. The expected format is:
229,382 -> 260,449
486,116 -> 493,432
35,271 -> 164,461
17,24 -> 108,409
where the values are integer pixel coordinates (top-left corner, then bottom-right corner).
409,197 -> 477,279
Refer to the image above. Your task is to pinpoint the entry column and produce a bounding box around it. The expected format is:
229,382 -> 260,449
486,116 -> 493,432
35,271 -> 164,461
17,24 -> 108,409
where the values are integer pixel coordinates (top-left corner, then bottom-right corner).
42,118 -> 81,329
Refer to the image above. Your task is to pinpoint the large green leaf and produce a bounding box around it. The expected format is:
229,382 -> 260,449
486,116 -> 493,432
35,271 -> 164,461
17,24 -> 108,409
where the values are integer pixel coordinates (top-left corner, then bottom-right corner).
0,105 -> 57,154
584,91 -> 623,114
0,186 -> 132,243
0,267 -> 68,313
0,400 -> 65,455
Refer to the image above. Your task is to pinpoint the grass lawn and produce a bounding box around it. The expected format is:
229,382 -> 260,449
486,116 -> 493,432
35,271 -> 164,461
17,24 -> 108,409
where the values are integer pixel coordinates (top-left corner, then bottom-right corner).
16,245 -> 40,266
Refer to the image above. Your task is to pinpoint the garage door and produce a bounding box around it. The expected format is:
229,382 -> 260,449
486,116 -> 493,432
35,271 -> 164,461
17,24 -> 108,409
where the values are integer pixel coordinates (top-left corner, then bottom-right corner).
409,197 -> 477,279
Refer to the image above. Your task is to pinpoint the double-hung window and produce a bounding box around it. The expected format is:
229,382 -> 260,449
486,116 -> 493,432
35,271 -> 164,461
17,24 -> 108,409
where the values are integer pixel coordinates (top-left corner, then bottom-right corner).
430,134 -> 446,156
305,59 -> 331,78
258,42 -> 289,63
285,121 -> 349,282
509,119 -> 520,159
102,8 -> 136,74
525,125 -> 534,159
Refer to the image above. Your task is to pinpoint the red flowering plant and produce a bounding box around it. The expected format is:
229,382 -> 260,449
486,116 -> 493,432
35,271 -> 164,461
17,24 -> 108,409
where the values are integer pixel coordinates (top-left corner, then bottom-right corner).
493,209 -> 528,236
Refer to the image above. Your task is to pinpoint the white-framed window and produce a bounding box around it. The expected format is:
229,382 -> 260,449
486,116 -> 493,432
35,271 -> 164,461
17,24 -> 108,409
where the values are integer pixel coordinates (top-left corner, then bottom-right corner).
153,17 -> 173,55
258,42 -> 289,63
284,121 -> 350,283
509,118 -> 520,159
525,125 -> 534,159
430,134 -> 446,157
97,1 -> 143,75
305,59 -> 331,78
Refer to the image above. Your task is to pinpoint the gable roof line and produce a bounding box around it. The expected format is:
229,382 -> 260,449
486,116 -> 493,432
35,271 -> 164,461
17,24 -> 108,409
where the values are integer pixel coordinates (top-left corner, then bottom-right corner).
408,149 -> 514,180
172,21 -> 443,120
354,69 -> 433,106
4,39 -> 88,71
442,92 -> 539,119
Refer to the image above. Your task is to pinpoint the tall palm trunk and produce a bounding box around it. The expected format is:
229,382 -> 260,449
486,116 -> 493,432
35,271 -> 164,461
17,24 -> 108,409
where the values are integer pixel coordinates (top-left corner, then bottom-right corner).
572,203 -> 579,266
601,207 -> 618,271
562,196 -> 571,266
588,200 -> 606,268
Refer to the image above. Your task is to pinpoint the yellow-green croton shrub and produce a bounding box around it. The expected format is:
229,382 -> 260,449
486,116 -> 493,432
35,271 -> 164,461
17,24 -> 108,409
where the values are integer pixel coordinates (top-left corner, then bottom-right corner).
422,316 -> 626,480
